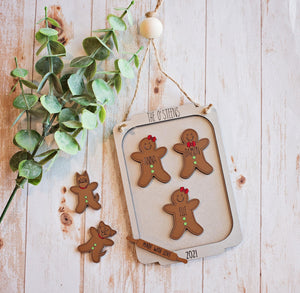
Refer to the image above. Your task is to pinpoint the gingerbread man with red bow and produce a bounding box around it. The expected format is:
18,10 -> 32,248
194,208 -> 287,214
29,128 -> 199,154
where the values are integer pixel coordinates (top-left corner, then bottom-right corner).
173,129 -> 213,179
163,187 -> 204,240
131,135 -> 171,187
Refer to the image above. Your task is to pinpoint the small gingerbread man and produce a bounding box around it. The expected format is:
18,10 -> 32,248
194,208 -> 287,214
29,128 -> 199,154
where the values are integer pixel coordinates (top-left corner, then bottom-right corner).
70,171 -> 101,213
173,128 -> 213,179
131,135 -> 171,187
78,221 -> 116,263
163,187 -> 203,240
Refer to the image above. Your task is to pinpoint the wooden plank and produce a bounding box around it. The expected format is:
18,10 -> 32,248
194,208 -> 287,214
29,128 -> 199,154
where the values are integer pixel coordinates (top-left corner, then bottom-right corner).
261,0 -> 300,292
24,1 -> 92,292
204,0 -> 261,292
83,1 -> 148,292
0,0 -> 36,292
145,0 -> 206,292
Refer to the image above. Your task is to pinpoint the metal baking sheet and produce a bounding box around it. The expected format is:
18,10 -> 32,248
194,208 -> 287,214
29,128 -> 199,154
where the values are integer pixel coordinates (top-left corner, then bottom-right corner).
114,104 -> 242,265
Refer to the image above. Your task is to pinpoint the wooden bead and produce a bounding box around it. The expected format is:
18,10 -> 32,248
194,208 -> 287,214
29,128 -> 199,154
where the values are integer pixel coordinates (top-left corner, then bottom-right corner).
139,17 -> 163,39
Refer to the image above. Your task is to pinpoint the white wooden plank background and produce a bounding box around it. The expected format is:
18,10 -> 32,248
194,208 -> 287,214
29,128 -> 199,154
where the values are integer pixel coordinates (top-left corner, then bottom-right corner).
0,0 -> 299,292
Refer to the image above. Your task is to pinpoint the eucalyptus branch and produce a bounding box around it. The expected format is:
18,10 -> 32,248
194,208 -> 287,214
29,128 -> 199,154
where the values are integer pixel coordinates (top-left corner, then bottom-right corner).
1,1 -> 141,225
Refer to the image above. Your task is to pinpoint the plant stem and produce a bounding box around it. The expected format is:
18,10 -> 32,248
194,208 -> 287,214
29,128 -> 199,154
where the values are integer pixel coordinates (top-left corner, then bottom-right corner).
0,184 -> 20,224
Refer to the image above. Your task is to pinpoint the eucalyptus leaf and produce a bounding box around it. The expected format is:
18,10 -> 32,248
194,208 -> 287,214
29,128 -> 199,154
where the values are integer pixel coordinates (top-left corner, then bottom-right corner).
20,79 -> 38,89
35,31 -> 58,44
49,74 -> 63,94
81,109 -> 98,130
46,17 -> 61,28
9,151 -> 31,172
112,31 -> 119,52
13,94 -> 38,110
114,74 -> 122,93
92,79 -> 115,104
58,108 -> 79,123
19,160 -> 42,179
71,95 -> 96,106
14,130 -> 41,152
38,150 -> 58,165
36,40 -> 48,56
28,171 -> 43,185
92,28 -> 113,32
67,73 -> 84,95
84,60 -> 97,80
11,110 -> 26,128
35,56 -> 64,76
41,95 -> 62,114
127,10 -> 133,26
70,56 -> 94,68
39,27 -> 58,36
36,149 -> 58,157
10,68 -> 28,78
62,121 -> 82,129
60,74 -> 71,92
107,14 -> 127,31
37,72 -> 52,92
95,36 -> 114,55
54,131 -> 79,155
99,105 -> 106,123
118,59 -> 134,78
49,40 -> 66,55
29,103 -> 48,119
82,37 -> 111,60
134,54 -> 139,68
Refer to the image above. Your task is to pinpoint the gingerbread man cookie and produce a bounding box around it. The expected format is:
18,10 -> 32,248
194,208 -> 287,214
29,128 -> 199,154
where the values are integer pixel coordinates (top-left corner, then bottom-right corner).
78,221 -> 116,263
163,187 -> 203,240
173,129 -> 213,179
131,135 -> 171,187
70,171 -> 101,213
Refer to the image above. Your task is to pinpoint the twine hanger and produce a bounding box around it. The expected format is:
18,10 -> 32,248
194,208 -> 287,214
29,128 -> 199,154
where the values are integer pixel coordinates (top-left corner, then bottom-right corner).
119,0 -> 212,131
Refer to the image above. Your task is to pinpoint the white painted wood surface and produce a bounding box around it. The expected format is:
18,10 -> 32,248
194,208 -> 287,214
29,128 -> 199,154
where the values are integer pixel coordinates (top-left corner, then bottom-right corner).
0,0 -> 299,292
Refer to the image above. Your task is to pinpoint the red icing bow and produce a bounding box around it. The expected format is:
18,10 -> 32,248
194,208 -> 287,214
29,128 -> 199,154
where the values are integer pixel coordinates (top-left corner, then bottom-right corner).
180,187 -> 189,194
147,135 -> 156,142
98,233 -> 104,239
187,141 -> 196,147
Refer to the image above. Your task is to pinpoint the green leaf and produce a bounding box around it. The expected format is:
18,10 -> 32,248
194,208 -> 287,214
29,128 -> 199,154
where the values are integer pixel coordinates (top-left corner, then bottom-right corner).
49,40 -> 66,55
84,60 -> 97,80
54,131 -> 79,155
114,7 -> 127,11
38,150 -> 58,165
49,73 -> 63,94
127,10 -> 133,26
20,79 -> 38,89
71,95 -> 96,106
19,160 -> 42,179
36,149 -> 58,157
114,74 -> 122,93
28,171 -> 43,186
92,79 -> 115,104
58,108 -> 79,123
9,82 -> 18,94
118,59 -> 134,78
67,74 -> 85,95
60,74 -> 71,92
13,94 -> 38,110
97,71 -> 118,75
95,36 -> 114,55
70,56 -> 94,68
40,95 -> 62,114
81,109 -> 98,130
9,151 -> 31,172
112,31 -> 119,52
11,110 -> 26,128
35,31 -> 58,44
62,121 -> 82,129
39,27 -> 58,36
14,130 -> 41,152
82,37 -> 111,60
36,40 -> 48,56
37,72 -> 52,92
107,14 -> 127,31
35,56 -> 63,76
46,17 -> 61,28
10,68 -> 28,78
28,103 -> 48,119
99,105 -> 106,123
92,28 -> 113,32
80,128 -> 87,147
36,17 -> 46,24
134,54 -> 139,68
